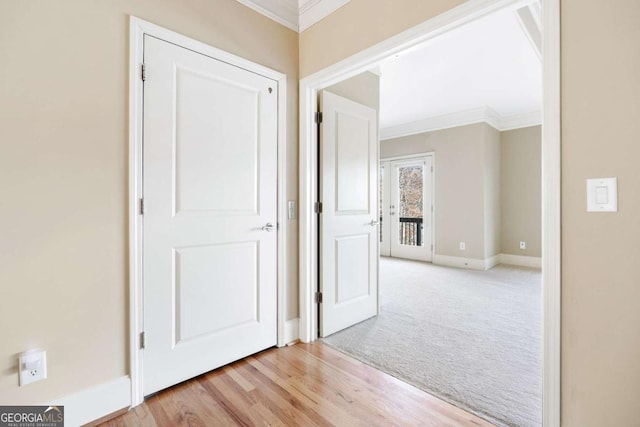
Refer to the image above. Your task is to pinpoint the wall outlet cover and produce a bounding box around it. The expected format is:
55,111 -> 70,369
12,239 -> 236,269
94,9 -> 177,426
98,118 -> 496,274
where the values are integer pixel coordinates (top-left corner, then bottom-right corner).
19,349 -> 47,386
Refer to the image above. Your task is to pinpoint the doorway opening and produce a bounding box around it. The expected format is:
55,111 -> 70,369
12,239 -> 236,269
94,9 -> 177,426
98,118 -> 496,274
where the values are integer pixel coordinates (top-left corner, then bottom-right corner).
300,0 -> 559,426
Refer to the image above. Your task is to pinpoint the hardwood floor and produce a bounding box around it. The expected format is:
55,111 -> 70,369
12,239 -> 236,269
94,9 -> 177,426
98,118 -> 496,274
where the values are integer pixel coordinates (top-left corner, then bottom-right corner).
99,342 -> 493,427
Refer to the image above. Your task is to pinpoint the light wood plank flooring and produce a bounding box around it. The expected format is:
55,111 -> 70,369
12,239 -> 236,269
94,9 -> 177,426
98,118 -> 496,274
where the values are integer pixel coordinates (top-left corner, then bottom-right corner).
99,342 -> 493,427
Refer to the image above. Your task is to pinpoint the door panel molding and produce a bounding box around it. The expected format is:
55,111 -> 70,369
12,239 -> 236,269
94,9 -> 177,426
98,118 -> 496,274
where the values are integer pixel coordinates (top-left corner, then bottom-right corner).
299,0 -> 560,426
129,16 -> 288,407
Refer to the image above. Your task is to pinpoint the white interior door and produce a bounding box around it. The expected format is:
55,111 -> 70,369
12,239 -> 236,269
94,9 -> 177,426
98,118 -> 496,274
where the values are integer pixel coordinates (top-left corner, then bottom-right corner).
142,35 -> 278,395
389,157 -> 433,262
319,91 -> 378,337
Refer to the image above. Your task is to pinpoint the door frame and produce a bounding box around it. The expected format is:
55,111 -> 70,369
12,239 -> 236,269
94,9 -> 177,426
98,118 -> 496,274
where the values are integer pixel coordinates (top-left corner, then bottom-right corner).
298,0 -> 561,426
381,153 -> 435,261
128,16 -> 288,407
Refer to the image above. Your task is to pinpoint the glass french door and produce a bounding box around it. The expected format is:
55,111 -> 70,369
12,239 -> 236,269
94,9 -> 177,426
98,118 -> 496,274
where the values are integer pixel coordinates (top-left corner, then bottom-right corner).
379,156 -> 433,261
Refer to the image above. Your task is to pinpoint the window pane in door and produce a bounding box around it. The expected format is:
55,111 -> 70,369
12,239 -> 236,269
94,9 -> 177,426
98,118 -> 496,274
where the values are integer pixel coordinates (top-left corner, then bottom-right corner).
397,165 -> 424,246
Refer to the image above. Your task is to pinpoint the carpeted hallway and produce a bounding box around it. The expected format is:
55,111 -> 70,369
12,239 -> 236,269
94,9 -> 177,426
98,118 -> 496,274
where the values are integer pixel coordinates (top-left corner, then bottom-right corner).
323,257 -> 542,427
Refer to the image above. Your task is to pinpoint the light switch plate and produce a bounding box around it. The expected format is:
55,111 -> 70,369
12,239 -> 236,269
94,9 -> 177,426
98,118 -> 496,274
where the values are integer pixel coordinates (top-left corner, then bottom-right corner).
587,177 -> 617,212
287,200 -> 296,220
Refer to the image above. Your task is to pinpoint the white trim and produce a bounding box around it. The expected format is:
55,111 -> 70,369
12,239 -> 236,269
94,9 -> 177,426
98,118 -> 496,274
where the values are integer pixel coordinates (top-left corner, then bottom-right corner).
299,0 -> 351,32
276,76 -> 290,349
367,66 -> 382,77
128,17 -> 145,408
283,318 -> 300,344
236,0 -> 299,32
299,0 -> 560,425
541,0 -> 561,425
129,16 -> 288,407
485,254 -> 500,269
381,152 -> 436,162
515,3 -> 542,59
500,253 -> 542,268
380,107 -> 541,140
500,110 -> 542,130
234,0 -> 353,33
53,376 -> 130,427
299,85 -> 317,344
432,254 -> 488,271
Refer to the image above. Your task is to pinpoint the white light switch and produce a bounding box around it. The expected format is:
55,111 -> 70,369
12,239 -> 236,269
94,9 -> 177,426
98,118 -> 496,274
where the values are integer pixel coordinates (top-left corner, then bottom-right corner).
587,177 -> 617,212
287,200 -> 296,220
595,186 -> 608,204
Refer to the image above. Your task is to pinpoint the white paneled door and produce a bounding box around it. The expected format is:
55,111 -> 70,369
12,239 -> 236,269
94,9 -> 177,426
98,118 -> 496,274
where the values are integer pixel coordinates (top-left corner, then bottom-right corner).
319,91 -> 378,337
142,35 -> 278,395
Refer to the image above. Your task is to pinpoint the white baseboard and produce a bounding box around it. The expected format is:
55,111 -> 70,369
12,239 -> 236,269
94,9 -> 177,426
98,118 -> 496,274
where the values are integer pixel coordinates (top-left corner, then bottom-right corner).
433,254 -> 487,270
499,253 -> 542,268
484,254 -> 500,270
283,318 -> 299,345
433,253 -> 542,270
53,375 -> 130,426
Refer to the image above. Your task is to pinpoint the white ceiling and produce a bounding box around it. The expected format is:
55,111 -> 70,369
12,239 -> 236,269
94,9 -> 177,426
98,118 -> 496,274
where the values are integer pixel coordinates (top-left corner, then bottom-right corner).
235,0 -> 350,32
236,1 -> 542,135
379,6 -> 542,137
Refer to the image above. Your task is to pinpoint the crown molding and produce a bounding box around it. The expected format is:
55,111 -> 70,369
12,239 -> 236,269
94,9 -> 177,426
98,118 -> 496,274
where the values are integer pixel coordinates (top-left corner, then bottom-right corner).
236,0 -> 350,32
515,2 -> 542,58
299,0 -> 351,32
380,107 -> 541,140
236,0 -> 299,31
500,109 -> 542,130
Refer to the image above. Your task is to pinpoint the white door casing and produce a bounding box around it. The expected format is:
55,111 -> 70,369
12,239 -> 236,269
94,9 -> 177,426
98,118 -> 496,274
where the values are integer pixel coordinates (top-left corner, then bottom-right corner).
389,156 -> 433,262
379,161 -> 391,256
142,34 -> 278,395
319,91 -> 379,337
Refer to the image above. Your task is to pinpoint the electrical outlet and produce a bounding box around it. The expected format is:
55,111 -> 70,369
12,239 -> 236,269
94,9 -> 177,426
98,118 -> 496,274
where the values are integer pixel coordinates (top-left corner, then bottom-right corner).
459,242 -> 466,251
19,350 -> 47,386
520,241 -> 526,250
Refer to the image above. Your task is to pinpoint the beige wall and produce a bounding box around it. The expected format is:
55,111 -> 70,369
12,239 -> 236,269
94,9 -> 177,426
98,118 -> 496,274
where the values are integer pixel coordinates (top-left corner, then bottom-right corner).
324,71 -> 380,110
561,1 -> 640,425
501,126 -> 542,257
383,124 -> 540,261
382,123 -> 498,260
306,1 -> 640,425
299,0 -> 466,77
0,0 -> 298,405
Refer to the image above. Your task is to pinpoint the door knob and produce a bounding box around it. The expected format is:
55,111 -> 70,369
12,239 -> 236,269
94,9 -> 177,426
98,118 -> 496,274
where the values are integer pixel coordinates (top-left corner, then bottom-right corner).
369,219 -> 380,227
261,222 -> 275,232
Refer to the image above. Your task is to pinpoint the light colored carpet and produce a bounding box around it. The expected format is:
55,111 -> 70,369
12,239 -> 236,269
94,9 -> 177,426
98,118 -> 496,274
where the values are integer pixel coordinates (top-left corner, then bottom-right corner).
323,257 -> 541,427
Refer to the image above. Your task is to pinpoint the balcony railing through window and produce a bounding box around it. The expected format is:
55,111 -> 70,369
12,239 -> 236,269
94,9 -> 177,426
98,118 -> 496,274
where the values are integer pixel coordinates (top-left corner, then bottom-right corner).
398,217 -> 423,246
